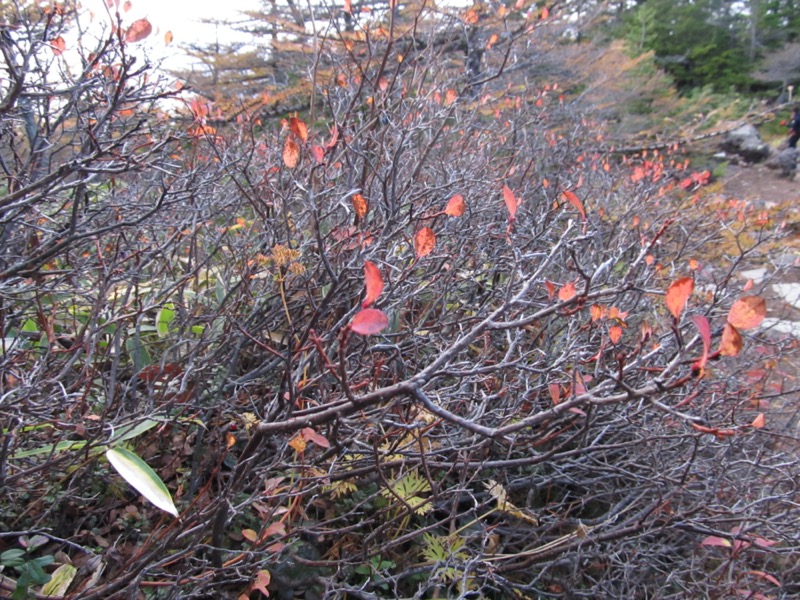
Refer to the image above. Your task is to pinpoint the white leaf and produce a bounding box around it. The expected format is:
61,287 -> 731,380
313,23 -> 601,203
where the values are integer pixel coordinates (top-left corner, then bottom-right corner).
106,447 -> 178,517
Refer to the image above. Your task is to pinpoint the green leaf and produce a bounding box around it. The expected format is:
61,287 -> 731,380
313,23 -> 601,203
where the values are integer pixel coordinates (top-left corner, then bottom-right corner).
1,548 -> 26,566
106,447 -> 178,517
156,303 -> 175,338
41,563 -> 77,596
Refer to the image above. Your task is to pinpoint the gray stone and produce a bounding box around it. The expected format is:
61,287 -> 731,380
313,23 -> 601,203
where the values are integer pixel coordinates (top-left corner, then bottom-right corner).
765,147 -> 797,178
720,124 -> 772,163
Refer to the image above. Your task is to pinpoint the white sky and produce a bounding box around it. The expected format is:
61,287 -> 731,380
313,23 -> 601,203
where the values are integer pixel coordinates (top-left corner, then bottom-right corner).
83,0 -> 261,67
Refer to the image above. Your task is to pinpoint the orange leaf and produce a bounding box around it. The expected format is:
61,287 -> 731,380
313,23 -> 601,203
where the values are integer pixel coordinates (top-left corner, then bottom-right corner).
363,260 -> 384,308
289,116 -> 308,142
750,413 -> 766,429
541,6 -> 550,19
665,277 -> 694,319
125,18 -> 152,43
590,304 -> 605,322
241,529 -> 258,543
562,190 -> 586,220
545,280 -> 556,300
288,434 -> 307,453
414,227 -> 436,258
351,308 -> 389,336
445,194 -> 466,216
502,185 -> 518,221
608,325 -> 623,344
344,0 -> 352,13
445,89 -> 458,106
51,36 -> 66,55
558,282 -> 577,302
718,323 -> 742,357
283,137 -> 300,169
164,30 -> 173,45
727,296 -> 766,330
351,193 -> 368,219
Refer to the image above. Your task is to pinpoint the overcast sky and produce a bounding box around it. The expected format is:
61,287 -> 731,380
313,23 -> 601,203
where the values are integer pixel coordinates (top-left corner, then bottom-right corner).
85,0 -> 261,67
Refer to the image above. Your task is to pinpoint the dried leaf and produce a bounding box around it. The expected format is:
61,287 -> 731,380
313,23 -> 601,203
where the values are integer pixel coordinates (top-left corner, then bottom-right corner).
665,277 -> 694,319
125,18 -> 152,43
562,189 -> 586,220
351,193 -> 368,219
351,308 -> 389,335
310,145 -> 325,164
718,323 -> 742,357
558,281 -> 577,302
300,427 -> 330,448
502,185 -> 518,222
445,89 -> 458,106
253,570 -> 271,596
164,30 -> 173,45
283,137 -> 300,169
363,260 -> 383,308
444,194 -> 466,217
608,325 -> 623,344
414,227 -> 436,258
751,413 -> 766,428
289,116 -> 308,142
727,296 -> 766,330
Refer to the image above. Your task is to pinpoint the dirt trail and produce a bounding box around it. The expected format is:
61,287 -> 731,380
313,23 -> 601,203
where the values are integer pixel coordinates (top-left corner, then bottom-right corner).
719,164 -> 800,432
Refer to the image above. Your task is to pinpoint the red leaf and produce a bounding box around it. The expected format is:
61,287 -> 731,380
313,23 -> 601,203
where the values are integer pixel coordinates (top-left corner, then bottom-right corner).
718,323 -> 742,357
502,185 -> 518,221
548,383 -> 560,405
700,535 -> 732,548
362,260 -> 384,308
300,427 -> 331,448
125,18 -> 152,43
558,281 -> 577,302
310,145 -> 325,164
545,281 -> 556,300
665,277 -> 694,319
351,193 -> 368,219
727,296 -> 766,330
750,413 -> 766,429
444,194 -> 466,217
289,116 -> 308,142
414,227 -> 436,258
351,309 -> 389,335
608,325 -> 623,344
562,189 -> 586,220
691,315 -> 711,370
283,137 -> 300,169
444,89 -> 458,106
262,521 -> 286,537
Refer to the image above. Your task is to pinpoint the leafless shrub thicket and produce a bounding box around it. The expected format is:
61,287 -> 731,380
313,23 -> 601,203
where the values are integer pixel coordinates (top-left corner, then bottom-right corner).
0,1 -> 798,599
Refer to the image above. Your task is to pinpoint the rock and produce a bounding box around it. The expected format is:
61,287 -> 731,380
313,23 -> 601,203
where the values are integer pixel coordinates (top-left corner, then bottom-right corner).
720,124 -> 772,163
765,147 -> 797,178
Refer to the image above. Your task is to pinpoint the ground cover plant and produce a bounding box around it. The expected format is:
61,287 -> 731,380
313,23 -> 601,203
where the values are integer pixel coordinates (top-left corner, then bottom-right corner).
0,1 -> 798,598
